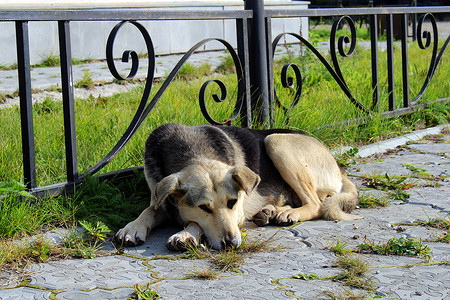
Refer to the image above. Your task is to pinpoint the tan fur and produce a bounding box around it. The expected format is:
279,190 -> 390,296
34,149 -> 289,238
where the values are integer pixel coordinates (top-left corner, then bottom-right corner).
263,134 -> 361,223
115,130 -> 360,250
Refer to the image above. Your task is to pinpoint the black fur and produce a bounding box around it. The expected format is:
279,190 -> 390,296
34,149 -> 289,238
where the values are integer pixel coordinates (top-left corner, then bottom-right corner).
144,123 -> 301,206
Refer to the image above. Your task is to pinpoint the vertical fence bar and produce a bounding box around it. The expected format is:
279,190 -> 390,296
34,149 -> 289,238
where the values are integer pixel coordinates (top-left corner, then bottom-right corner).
236,18 -> 252,128
244,0 -> 270,126
15,21 -> 37,189
265,16 -> 275,126
58,20 -> 79,183
369,14 -> 379,111
386,14 -> 395,111
400,14 -> 410,108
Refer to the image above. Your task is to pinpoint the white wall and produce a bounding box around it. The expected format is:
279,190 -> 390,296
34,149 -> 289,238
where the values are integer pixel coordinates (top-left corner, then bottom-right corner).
0,1 -> 309,66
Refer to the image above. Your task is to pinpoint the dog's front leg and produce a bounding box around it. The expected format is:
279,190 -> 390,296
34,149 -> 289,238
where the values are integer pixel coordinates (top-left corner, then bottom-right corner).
114,206 -> 164,247
167,222 -> 203,251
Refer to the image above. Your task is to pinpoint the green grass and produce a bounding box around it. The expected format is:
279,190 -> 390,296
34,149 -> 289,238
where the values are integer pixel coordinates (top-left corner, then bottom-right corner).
358,193 -> 389,208
131,283 -> 160,299
0,37 -> 448,276
0,42 -> 448,187
357,237 -> 431,260
183,231 -> 278,275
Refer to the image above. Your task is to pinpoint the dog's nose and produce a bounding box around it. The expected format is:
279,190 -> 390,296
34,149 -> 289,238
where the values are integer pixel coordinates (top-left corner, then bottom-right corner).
223,237 -> 241,248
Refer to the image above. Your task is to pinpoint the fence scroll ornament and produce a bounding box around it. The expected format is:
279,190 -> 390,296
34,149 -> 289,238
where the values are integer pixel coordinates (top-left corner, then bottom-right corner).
87,20 -> 246,176
3,4 -> 448,194
272,13 -> 448,121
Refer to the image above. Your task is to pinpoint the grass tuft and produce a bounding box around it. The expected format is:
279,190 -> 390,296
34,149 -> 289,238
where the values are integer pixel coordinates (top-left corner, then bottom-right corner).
357,237 -> 431,260
131,283 -> 160,299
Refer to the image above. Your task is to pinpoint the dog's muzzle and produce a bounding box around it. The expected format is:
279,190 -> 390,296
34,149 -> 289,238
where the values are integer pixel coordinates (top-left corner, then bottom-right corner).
221,236 -> 242,249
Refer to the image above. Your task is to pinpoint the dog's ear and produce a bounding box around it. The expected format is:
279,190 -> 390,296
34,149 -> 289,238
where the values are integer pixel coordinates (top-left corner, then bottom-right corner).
153,174 -> 186,209
232,165 -> 260,196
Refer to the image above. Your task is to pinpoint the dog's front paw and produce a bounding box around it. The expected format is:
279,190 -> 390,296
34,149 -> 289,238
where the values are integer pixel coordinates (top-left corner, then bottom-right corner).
114,222 -> 149,247
166,231 -> 199,251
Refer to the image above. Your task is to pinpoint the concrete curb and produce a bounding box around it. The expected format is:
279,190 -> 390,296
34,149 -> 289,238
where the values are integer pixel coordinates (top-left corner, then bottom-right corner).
357,123 -> 449,158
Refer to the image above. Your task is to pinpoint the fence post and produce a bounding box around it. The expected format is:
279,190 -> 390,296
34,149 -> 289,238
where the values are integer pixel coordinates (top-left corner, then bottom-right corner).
15,21 -> 37,189
244,0 -> 270,127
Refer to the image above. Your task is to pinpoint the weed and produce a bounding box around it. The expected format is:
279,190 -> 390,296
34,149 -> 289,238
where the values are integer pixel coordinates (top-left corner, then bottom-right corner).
176,62 -> 212,81
292,273 -> 320,280
331,254 -> 375,291
361,173 -> 414,202
61,226 -> 104,259
183,231 -> 278,275
34,97 -> 60,115
131,283 -> 160,300
186,267 -> 220,280
75,70 -> 94,88
79,220 -> 110,242
362,173 -> 415,192
358,193 -> 389,208
357,237 -> 431,259
431,231 -> 450,243
394,215 -> 450,244
401,215 -> 450,231
40,54 -> 60,67
335,147 -> 359,168
327,237 -> 352,255
0,180 -> 35,199
0,93 -> 6,104
321,288 -> 369,300
216,55 -> 235,74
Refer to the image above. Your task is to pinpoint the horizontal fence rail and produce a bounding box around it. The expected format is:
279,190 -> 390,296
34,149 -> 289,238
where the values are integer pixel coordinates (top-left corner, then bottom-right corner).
0,1 -> 448,197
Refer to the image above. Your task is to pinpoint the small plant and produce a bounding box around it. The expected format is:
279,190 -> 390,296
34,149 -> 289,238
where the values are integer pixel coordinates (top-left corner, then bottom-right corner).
176,62 -> 212,81
358,237 -> 431,260
322,288 -> 368,300
41,54 -> 60,67
131,283 -> 160,300
184,231 -> 278,275
186,267 -> 220,280
362,173 -> 415,202
62,221 -> 110,259
0,180 -> 35,199
216,55 -> 235,74
79,220 -> 110,242
327,237 -> 352,255
432,231 -> 450,243
335,147 -> 359,168
75,70 -> 94,88
331,254 -> 374,291
292,273 -> 319,280
363,173 -> 415,192
34,97 -> 60,115
401,164 -> 430,176
358,193 -> 389,208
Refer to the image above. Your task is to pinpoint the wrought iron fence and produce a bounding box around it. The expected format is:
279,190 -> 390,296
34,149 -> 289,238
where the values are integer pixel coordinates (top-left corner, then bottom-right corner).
0,0 -> 449,196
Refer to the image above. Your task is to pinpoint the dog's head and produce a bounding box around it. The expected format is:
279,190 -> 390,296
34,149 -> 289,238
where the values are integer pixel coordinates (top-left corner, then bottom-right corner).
153,160 -> 260,250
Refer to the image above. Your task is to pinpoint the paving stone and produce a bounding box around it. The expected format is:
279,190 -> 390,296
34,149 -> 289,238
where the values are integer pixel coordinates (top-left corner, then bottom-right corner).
55,288 -> 135,300
0,287 -> 52,300
1,129 -> 450,299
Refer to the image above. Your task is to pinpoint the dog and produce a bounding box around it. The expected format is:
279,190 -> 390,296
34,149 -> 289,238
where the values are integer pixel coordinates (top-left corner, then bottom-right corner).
114,123 -> 361,250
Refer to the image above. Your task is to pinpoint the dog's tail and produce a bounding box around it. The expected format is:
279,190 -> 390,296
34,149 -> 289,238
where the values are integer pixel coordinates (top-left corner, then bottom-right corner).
321,172 -> 362,221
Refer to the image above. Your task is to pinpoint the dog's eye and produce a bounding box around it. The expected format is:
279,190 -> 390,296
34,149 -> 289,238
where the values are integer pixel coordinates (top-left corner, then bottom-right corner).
227,199 -> 237,209
199,204 -> 213,214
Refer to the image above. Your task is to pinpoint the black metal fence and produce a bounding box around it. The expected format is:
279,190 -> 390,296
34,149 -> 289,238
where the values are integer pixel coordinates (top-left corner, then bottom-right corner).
1,0 -> 449,196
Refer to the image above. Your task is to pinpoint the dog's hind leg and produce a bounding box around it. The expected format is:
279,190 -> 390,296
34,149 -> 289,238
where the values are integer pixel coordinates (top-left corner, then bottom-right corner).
252,204 -> 292,226
321,173 -> 361,221
264,134 -> 332,224
167,222 -> 203,251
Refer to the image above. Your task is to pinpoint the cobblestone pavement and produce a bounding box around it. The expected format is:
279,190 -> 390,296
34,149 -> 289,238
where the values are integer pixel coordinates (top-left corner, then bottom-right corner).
0,125 -> 449,299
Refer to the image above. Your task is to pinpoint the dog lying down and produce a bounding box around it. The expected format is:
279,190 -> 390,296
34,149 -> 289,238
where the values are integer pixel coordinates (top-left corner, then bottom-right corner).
114,123 -> 361,250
